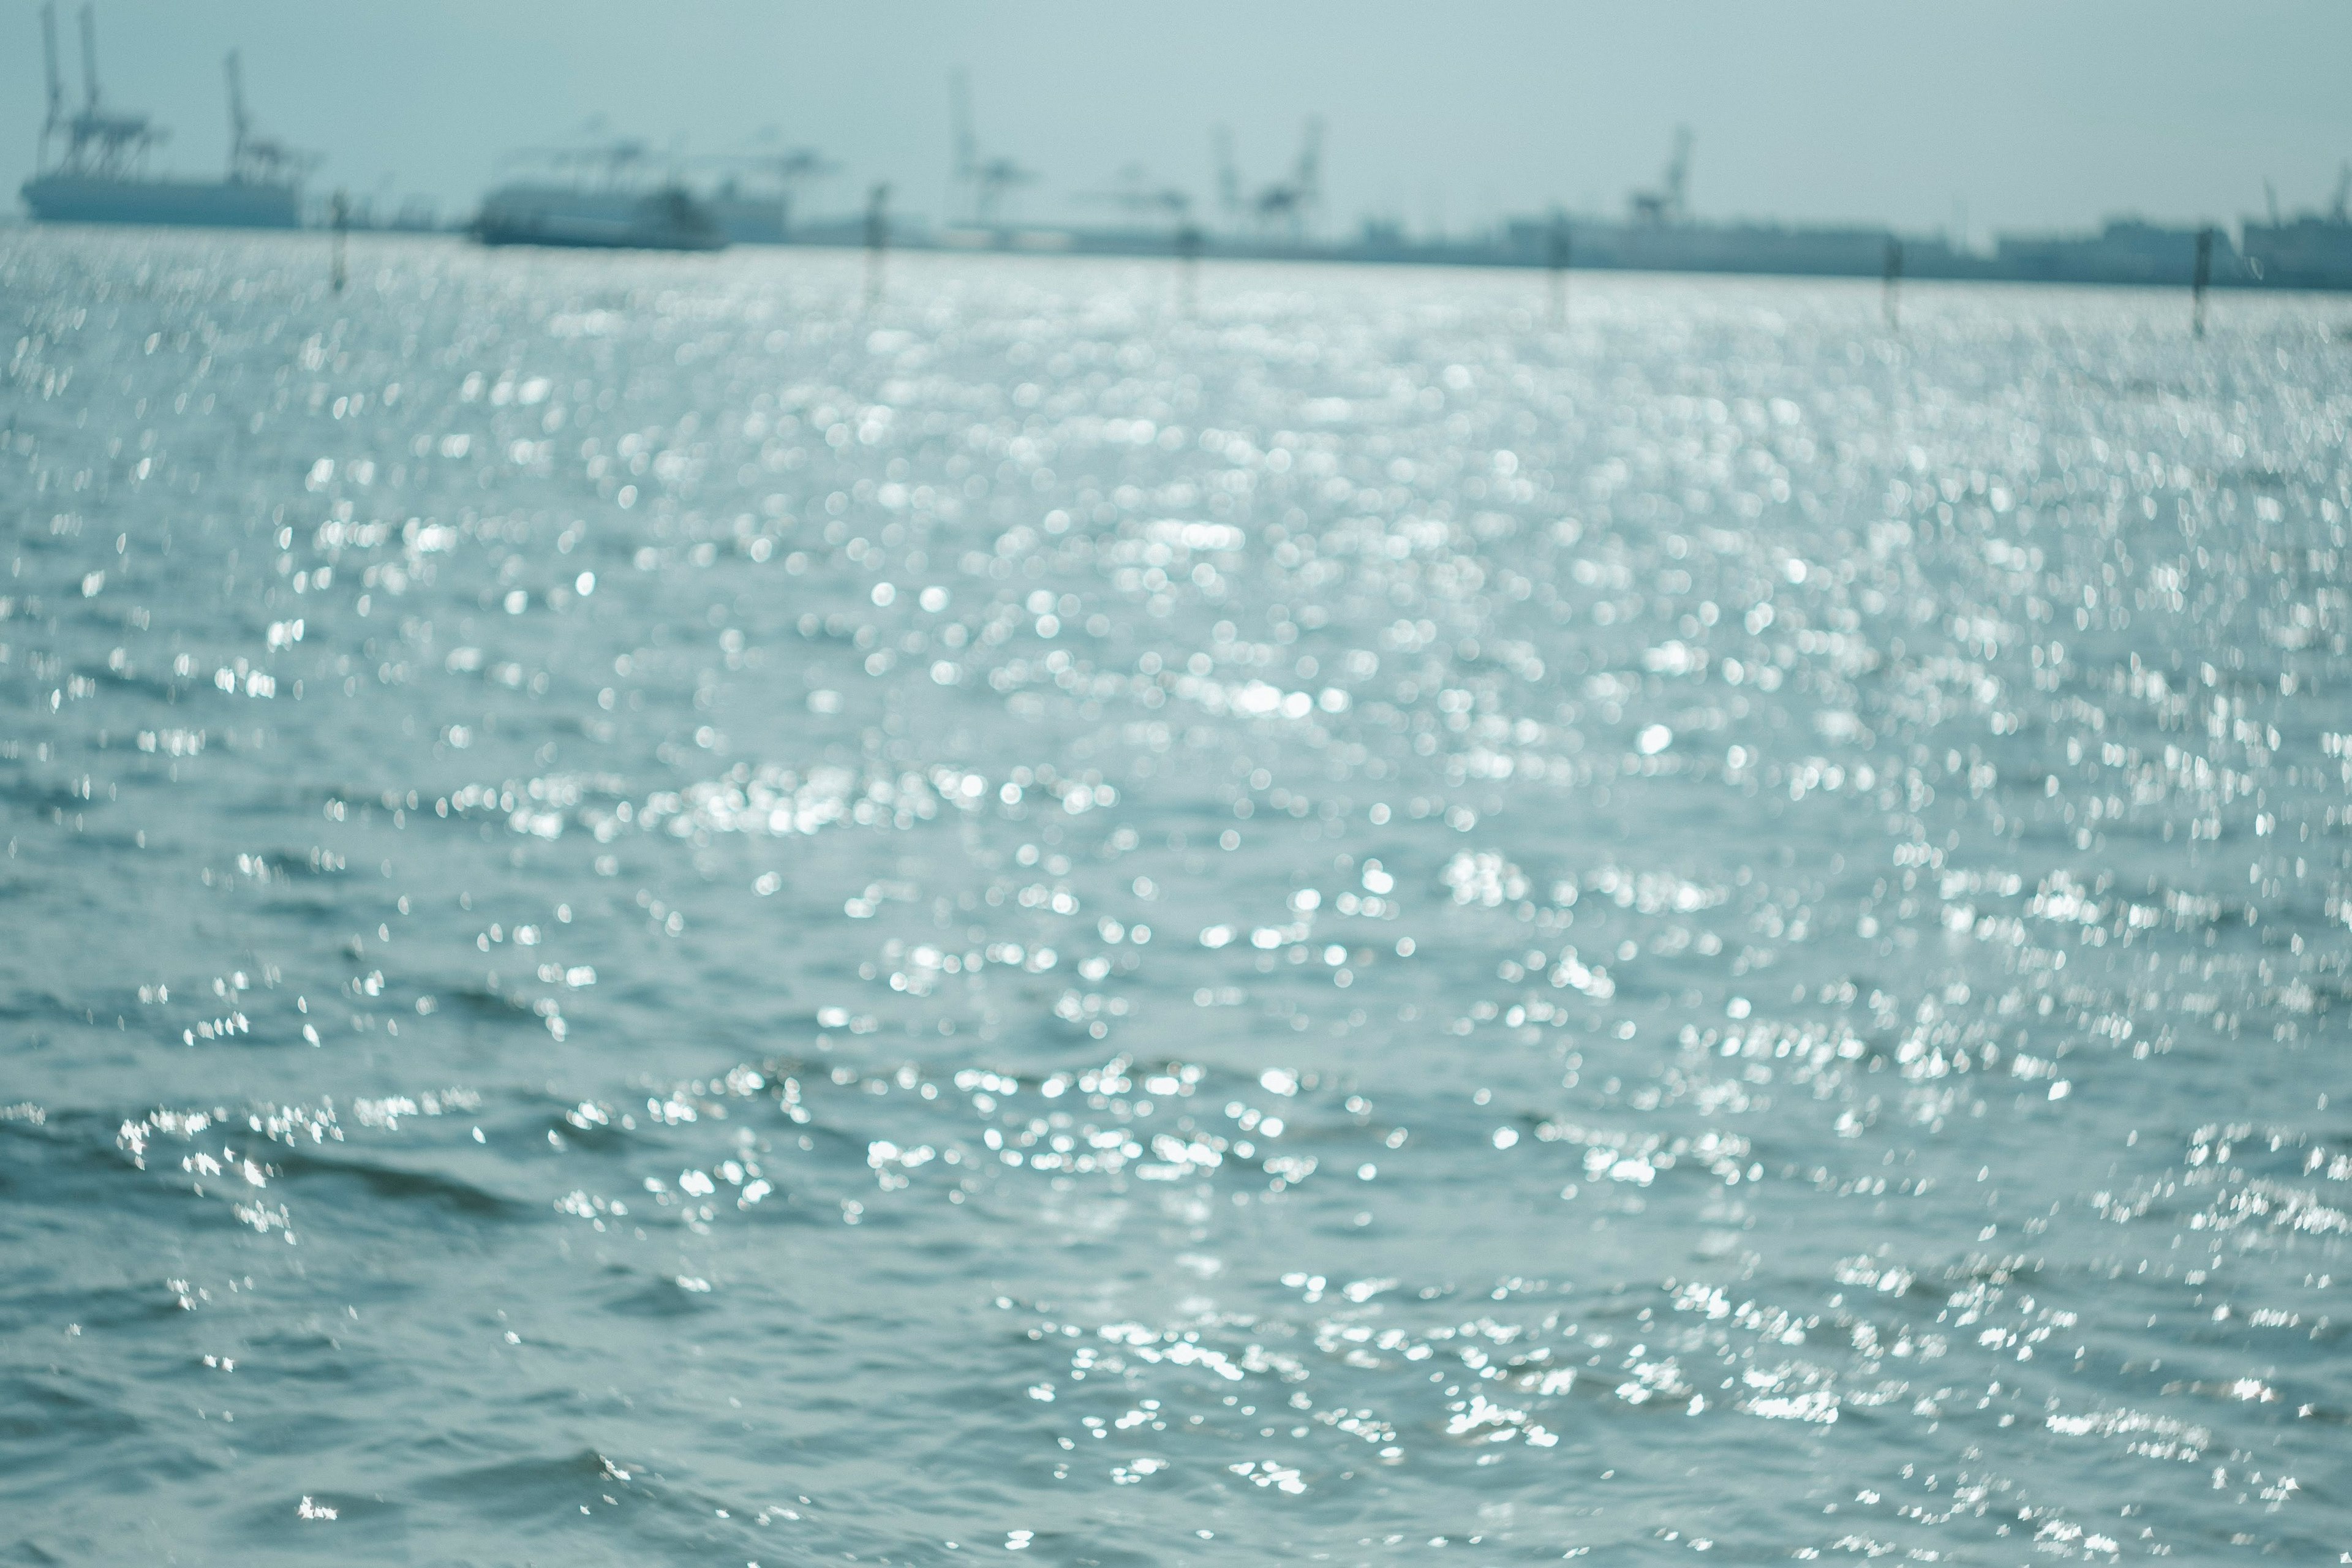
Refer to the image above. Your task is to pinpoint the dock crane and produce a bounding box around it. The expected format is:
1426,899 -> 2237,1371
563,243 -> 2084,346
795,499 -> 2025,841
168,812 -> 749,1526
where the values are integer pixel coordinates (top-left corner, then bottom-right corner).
224,50 -> 313,184
949,71 -> 1035,225
1213,128 -> 1242,223
1077,162 -> 1193,225
698,132 -> 838,231
1630,126 -> 1691,226
40,3 -> 164,178
1212,119 -> 1324,237
37,4 -> 62,165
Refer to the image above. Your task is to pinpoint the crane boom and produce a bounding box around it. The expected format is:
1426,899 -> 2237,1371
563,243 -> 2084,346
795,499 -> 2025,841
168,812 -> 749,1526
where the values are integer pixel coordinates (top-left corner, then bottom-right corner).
77,2 -> 99,112
225,50 -> 248,167
40,4 -> 64,138
949,70 -> 976,179
1214,127 -> 1240,219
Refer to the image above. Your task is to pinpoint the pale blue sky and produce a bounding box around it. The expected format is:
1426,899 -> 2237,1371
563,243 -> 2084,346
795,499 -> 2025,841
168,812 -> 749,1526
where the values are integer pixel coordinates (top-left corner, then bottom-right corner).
12,1 -> 2350,238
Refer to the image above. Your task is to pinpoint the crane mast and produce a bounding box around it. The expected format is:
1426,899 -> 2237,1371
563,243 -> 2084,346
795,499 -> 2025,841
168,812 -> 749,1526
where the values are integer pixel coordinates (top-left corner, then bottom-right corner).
225,51 -> 249,172
39,4 -> 65,162
78,2 -> 100,113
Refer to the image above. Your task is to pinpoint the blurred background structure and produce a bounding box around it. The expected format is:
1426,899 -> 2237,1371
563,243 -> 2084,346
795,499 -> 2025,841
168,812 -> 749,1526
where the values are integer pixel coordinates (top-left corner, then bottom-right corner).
8,1 -> 2352,284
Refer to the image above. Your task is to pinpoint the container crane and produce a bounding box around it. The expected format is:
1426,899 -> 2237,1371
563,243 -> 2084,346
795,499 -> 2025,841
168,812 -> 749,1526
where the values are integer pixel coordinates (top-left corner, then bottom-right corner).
1630,126 -> 1691,226
1215,119 -> 1324,237
224,50 -> 314,184
949,71 -> 1035,225
1077,162 -> 1193,226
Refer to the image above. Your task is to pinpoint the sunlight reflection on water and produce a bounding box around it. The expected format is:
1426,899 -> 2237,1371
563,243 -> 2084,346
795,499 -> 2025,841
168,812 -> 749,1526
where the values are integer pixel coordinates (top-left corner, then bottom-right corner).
3,229 -> 2348,1562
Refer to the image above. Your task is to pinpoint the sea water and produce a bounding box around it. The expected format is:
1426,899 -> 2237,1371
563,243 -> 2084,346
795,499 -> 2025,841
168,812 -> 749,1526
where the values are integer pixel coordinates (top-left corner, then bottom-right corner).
3,230 -> 2348,1562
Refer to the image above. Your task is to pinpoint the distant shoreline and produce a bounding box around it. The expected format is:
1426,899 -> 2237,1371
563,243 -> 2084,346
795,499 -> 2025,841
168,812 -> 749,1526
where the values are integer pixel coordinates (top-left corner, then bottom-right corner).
10,214 -> 2351,294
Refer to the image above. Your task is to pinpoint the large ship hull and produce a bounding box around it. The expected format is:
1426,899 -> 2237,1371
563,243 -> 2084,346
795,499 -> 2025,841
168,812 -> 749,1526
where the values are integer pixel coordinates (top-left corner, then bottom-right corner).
21,173 -> 300,228
474,183 -> 725,253
709,193 -> 786,246
2240,219 -> 2352,291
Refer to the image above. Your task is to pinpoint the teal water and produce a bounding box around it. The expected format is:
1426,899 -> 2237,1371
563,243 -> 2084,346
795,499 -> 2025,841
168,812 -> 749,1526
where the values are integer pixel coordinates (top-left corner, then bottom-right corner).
3,229 -> 2348,1562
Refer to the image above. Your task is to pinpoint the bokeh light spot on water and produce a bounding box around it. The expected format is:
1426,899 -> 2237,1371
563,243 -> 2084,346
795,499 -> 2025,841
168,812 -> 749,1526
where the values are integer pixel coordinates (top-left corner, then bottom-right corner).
2,231 -> 2348,1562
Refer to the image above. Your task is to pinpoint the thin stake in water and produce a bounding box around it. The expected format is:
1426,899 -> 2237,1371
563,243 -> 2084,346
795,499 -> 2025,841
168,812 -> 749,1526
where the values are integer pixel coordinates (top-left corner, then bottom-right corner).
1547,214 -> 1570,328
1883,238 -> 1902,332
1176,221 -> 1202,319
864,183 -> 889,312
2192,226 -> 2213,339
330,190 -> 347,293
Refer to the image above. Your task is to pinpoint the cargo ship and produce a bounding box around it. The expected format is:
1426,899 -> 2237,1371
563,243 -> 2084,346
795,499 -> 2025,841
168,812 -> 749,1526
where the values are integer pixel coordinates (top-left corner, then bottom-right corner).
696,148 -> 837,245
472,141 -> 726,252
2239,167 -> 2352,290
19,4 -> 312,230
473,184 -> 726,251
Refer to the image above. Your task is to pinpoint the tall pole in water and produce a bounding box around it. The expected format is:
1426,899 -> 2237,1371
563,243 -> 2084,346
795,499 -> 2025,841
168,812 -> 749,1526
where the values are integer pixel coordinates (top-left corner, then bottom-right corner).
1883,238 -> 1903,332
864,183 -> 890,312
1547,213 -> 1570,328
2192,227 -> 2212,339
330,190 -> 349,293
1175,219 -> 1202,319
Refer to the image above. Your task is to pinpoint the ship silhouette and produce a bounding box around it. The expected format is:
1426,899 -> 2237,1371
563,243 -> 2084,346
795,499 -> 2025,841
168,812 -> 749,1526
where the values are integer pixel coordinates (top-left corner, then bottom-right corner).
20,4 -> 312,230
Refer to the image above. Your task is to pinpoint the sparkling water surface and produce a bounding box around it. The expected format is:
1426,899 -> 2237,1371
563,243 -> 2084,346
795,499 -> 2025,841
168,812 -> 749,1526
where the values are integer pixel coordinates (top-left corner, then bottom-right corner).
4,230 -> 2348,1563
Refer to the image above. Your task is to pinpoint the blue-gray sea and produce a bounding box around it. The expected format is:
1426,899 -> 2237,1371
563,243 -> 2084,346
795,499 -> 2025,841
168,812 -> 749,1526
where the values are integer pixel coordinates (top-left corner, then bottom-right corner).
4,229 -> 2348,1564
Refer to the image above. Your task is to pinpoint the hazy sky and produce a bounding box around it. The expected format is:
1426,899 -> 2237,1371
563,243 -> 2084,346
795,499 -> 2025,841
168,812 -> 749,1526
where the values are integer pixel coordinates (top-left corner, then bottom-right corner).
12,1 -> 2351,238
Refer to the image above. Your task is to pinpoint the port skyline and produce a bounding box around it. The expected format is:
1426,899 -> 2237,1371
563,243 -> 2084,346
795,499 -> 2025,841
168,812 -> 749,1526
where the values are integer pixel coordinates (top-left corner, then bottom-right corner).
9,0 -> 2350,247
